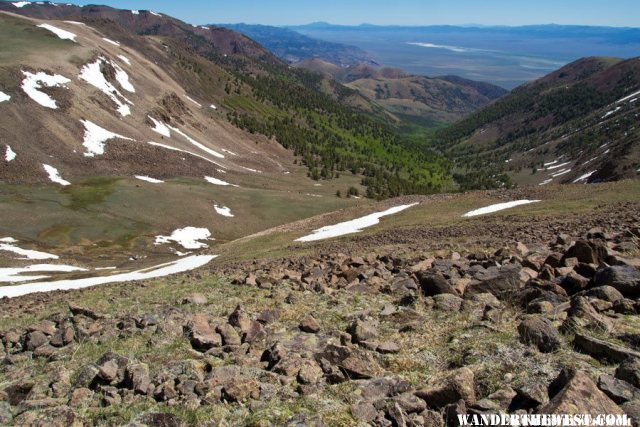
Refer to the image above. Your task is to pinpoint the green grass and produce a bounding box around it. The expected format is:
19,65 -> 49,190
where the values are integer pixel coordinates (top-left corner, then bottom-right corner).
63,177 -> 120,210
0,14 -> 72,66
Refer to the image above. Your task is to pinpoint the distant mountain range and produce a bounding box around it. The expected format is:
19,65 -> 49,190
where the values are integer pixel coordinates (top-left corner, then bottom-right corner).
217,23 -> 374,67
288,23 -> 640,89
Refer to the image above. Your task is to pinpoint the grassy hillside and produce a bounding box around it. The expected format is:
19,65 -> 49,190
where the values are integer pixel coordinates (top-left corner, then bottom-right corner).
433,56 -> 640,189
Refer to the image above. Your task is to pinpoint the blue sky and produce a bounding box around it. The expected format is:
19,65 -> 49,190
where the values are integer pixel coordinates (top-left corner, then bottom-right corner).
40,0 -> 640,27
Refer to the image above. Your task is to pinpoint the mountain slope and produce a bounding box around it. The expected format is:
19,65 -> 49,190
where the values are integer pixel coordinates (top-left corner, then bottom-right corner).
218,23 -> 374,66
297,59 -> 508,126
434,56 -> 640,188
0,2 -> 452,201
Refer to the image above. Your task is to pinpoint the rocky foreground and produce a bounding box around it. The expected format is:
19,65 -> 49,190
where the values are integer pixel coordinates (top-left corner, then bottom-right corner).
1,223 -> 640,425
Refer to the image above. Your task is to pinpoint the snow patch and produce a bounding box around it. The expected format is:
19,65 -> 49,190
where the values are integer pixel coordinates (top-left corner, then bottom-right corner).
539,179 -> 553,186
12,2 -> 30,8
1,264 -> 87,283
602,106 -> 622,118
573,170 -> 597,183
214,204 -> 234,218
131,9 -> 139,14
5,145 -> 16,162
114,64 -> 135,93
0,255 -> 217,298
148,116 -> 171,138
551,169 -> 571,178
150,11 -> 161,16
37,23 -> 76,41
146,141 -> 222,167
166,125 -> 225,159
0,91 -> 10,102
117,55 -> 131,66
543,160 -> 558,166
297,203 -> 419,242
205,176 -> 238,187
21,71 -> 70,109
80,120 -> 133,157
155,227 -> 212,249
0,239 -> 58,260
463,200 -> 541,218
102,37 -> 120,46
210,104 -> 217,110
545,161 -> 571,170
43,164 -> 70,186
135,175 -> 164,184
79,57 -> 134,116
241,166 -> 261,173
184,95 -> 202,107
617,89 -> 640,104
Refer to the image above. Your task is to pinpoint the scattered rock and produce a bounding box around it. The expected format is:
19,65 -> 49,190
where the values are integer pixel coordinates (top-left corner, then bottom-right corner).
418,272 -> 458,296
415,367 -> 476,409
188,314 -> 221,350
593,266 -> 640,298
598,374 -> 640,404
518,317 -> 562,353
377,342 -> 401,354
574,333 -> 640,364
616,358 -> 640,388
299,315 -> 321,333
539,370 -> 624,416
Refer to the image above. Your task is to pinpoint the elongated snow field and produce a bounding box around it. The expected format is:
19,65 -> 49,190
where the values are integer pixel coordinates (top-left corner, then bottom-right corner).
0,238 -> 59,260
167,125 -> 225,159
1,264 -> 87,283
37,23 -> 77,42
205,176 -> 238,187
463,200 -> 541,217
0,91 -> 10,102
135,175 -> 164,184
297,203 -> 419,242
43,164 -> 71,186
0,255 -> 217,298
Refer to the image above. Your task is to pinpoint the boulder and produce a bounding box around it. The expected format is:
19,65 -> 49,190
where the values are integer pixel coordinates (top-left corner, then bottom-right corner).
593,266 -> 640,298
125,363 -> 151,395
464,265 -> 523,300
415,367 -> 476,409
348,320 -> 378,344
574,333 -> 640,364
562,240 -> 606,265
216,324 -> 241,346
577,286 -> 625,303
299,315 -> 321,333
539,371 -> 624,416
518,317 -> 562,353
418,272 -> 458,296
377,342 -> 401,354
25,331 -> 48,351
339,352 -> 383,379
616,358 -> 640,388
433,294 -> 463,312
188,314 -> 221,350
562,296 -> 613,333
598,375 -> 640,404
